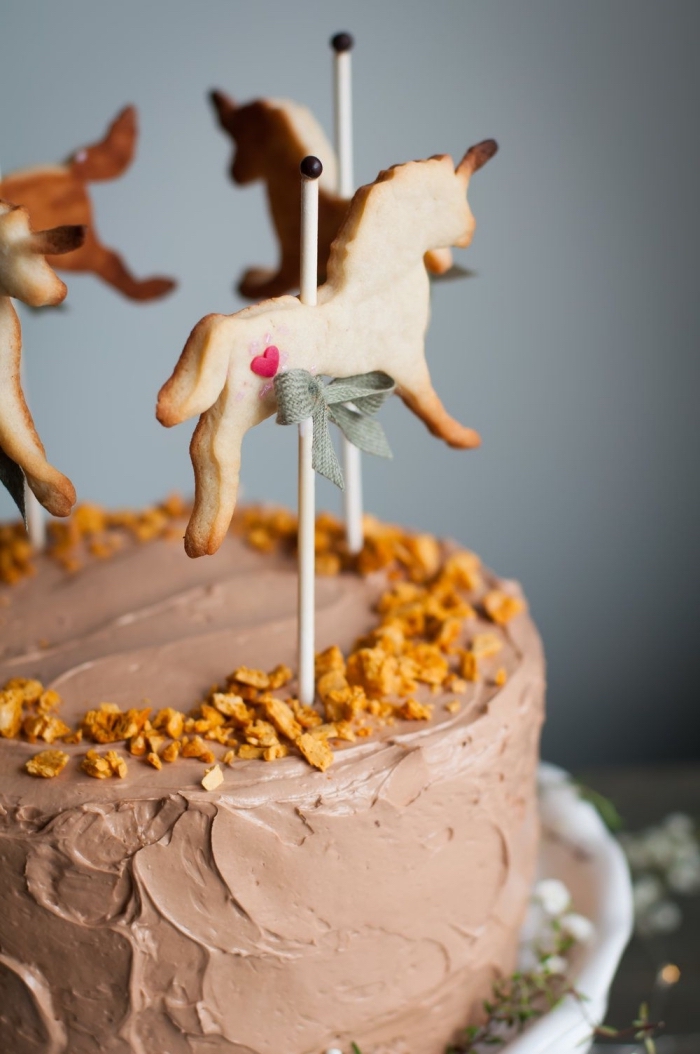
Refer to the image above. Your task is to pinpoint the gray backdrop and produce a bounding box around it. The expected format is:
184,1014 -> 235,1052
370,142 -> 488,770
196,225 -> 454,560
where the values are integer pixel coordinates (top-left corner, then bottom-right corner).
1,0 -> 698,767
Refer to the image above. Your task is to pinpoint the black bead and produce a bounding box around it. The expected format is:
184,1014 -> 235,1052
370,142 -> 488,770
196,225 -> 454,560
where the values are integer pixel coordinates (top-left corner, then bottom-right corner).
300,155 -> 323,179
331,32 -> 354,53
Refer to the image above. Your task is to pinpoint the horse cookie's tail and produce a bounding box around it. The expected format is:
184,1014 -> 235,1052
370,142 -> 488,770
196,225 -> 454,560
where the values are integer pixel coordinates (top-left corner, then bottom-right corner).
68,106 -> 138,183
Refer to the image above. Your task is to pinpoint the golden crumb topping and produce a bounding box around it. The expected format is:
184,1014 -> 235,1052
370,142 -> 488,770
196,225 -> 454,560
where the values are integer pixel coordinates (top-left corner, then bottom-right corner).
25,749 -> 69,778
483,589 -> 526,626
3,506 -> 524,779
81,749 -> 128,779
0,495 -> 188,586
0,688 -> 24,738
201,764 -> 224,790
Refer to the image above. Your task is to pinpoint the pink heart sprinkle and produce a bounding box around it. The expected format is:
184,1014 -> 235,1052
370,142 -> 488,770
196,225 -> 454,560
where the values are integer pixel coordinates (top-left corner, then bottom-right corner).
250,345 -> 280,378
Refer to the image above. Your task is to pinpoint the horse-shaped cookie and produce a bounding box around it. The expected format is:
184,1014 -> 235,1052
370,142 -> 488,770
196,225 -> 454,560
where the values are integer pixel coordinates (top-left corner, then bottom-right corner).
158,139 -> 497,558
0,106 -> 176,302
210,91 -> 454,299
0,202 -> 85,516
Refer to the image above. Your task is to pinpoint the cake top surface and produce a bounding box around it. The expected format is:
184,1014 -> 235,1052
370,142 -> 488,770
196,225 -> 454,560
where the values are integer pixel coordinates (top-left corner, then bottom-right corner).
0,502 -> 541,812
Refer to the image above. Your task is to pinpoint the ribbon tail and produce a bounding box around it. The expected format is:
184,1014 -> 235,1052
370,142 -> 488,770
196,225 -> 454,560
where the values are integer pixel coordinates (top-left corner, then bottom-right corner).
311,407 -> 345,489
330,404 -> 393,459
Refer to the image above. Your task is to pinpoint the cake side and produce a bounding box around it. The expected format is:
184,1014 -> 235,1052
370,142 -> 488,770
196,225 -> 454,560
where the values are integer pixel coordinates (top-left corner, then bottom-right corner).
0,511 -> 545,1054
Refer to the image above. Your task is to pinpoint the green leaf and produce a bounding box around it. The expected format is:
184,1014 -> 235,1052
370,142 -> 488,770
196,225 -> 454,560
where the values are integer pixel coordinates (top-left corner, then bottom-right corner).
351,1043 -> 363,1054
0,444 -> 26,524
575,781 -> 624,832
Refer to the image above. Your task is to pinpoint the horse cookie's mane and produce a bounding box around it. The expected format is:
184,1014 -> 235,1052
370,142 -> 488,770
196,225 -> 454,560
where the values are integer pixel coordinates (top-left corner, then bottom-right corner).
325,155 -> 455,285
267,98 -> 339,193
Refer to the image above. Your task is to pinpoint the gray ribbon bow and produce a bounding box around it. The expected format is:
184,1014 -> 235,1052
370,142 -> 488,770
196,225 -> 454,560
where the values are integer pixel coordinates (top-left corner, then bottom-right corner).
274,370 -> 395,489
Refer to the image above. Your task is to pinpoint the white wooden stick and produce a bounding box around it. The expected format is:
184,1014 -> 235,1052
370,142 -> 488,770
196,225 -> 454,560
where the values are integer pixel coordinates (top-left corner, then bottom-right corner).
332,33 -> 354,198
331,32 -> 364,554
18,319 -> 47,550
26,481 -> 46,550
297,156 -> 322,706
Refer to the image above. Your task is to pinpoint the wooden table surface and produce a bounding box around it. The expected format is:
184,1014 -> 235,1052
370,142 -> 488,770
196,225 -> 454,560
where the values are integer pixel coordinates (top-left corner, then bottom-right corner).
575,763 -> 700,1050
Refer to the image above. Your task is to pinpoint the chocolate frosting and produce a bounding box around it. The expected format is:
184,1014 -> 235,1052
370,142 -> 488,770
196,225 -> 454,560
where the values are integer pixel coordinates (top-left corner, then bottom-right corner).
0,525 -> 545,1054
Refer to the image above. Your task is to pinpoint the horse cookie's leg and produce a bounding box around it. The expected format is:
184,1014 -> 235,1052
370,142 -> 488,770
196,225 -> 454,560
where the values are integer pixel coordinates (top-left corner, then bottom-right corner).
83,236 -> 176,301
237,266 -> 281,300
424,248 -> 454,275
0,304 -> 76,516
185,389 -> 249,558
237,250 -> 300,300
398,383 -> 481,449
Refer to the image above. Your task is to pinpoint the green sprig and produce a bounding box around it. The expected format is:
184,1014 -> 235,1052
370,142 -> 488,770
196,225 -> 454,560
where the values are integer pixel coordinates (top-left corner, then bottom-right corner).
575,781 -> 624,832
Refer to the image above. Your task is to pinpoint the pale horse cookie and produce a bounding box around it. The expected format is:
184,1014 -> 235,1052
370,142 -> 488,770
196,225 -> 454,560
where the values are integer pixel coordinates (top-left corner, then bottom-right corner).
0,202 -> 84,516
157,140 -> 498,558
210,91 -> 454,299
0,106 -> 176,302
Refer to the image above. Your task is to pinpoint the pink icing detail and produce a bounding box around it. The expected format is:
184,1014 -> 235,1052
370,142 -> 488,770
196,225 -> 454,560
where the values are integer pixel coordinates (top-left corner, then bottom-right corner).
250,346 -> 280,378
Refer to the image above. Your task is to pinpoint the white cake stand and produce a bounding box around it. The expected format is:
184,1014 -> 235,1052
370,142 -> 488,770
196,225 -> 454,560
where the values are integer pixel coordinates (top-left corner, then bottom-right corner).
501,763 -> 634,1054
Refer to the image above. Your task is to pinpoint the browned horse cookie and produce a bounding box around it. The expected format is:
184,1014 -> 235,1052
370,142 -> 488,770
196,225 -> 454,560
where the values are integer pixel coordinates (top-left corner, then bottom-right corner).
0,202 -> 85,516
210,91 -> 454,299
0,107 -> 176,302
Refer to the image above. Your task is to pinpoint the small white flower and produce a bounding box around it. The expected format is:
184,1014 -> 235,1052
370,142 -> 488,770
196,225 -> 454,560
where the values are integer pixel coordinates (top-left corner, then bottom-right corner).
560,912 -> 595,943
534,879 -> 571,917
540,954 -> 568,976
638,899 -> 682,937
633,875 -> 664,915
325,1048 -> 343,1054
644,830 -> 677,869
619,833 -> 653,871
667,859 -> 700,895
664,813 -> 696,840
675,841 -> 700,861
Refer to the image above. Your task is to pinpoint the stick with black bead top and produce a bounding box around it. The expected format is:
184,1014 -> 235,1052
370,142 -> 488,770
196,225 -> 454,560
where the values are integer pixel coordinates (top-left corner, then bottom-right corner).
297,155 -> 322,706
330,31 -> 364,555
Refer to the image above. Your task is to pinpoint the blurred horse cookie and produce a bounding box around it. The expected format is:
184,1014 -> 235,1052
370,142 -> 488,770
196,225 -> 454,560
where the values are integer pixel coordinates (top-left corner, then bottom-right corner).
210,91 -> 454,299
0,202 -> 84,517
0,107 -> 176,302
158,140 -> 497,557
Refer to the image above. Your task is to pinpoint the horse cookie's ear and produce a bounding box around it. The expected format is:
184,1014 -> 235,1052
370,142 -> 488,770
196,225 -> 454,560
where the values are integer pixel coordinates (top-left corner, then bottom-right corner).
456,139 -> 499,180
210,90 -> 238,130
70,106 -> 138,183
